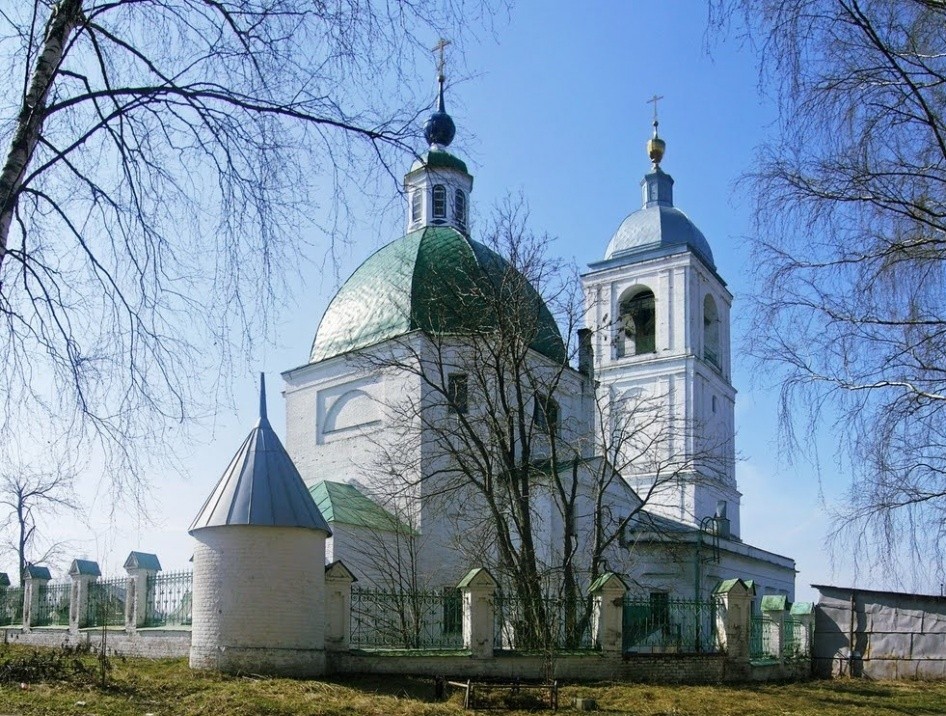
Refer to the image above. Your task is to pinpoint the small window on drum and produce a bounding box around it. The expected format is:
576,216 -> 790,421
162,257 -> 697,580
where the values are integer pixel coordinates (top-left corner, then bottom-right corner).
432,185 -> 447,219
454,189 -> 467,229
410,190 -> 422,223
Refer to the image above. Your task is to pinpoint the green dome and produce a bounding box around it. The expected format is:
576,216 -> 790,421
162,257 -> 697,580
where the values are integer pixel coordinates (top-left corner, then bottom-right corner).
310,227 -> 566,364
409,149 -> 469,175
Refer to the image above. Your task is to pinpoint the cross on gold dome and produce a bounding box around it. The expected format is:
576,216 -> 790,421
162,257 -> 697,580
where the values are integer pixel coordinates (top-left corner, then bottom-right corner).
646,94 -> 666,166
647,94 -> 664,127
432,38 -> 451,79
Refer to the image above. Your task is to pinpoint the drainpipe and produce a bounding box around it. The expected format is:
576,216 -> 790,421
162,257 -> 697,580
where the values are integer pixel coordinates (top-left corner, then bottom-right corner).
848,589 -> 856,676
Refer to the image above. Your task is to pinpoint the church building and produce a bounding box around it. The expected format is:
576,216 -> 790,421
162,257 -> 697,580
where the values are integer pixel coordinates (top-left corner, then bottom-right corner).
280,73 -> 796,607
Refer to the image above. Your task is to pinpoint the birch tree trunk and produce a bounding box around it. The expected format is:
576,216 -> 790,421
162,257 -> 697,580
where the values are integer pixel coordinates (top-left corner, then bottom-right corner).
0,0 -> 83,271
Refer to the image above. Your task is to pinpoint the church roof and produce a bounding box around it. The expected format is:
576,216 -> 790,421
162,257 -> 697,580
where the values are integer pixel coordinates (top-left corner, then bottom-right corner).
409,149 -> 469,175
189,376 -> 331,534
603,127 -> 715,269
309,480 -> 413,533
309,226 -> 567,364
605,201 -> 715,269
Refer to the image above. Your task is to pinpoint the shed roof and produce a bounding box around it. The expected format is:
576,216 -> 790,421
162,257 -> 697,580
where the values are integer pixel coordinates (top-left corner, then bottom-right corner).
309,481 -> 410,533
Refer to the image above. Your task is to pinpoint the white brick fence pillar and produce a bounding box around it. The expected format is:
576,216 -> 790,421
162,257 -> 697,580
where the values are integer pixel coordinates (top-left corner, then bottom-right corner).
458,568 -> 496,659
69,559 -> 101,631
324,561 -> 356,652
790,602 -> 815,656
761,594 -> 788,661
23,565 -> 51,631
124,552 -> 161,629
589,572 -> 627,655
713,578 -> 754,660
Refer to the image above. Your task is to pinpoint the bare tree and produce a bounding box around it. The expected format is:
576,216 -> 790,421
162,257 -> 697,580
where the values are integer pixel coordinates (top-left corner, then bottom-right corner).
360,203 -> 727,648
0,448 -> 80,583
710,0 -> 946,581
0,0 -> 496,506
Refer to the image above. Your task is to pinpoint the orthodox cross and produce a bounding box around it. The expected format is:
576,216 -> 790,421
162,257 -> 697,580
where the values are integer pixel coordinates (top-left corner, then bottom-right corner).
647,94 -> 664,124
432,38 -> 452,77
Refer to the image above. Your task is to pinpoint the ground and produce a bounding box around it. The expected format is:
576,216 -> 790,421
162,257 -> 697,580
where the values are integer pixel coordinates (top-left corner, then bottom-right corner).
0,647 -> 943,715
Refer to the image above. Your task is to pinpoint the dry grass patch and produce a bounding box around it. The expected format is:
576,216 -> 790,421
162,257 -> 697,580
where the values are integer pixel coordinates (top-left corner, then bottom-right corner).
0,647 -> 944,715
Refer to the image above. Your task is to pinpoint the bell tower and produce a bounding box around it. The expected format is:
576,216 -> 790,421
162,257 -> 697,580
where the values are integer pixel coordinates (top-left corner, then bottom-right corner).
581,120 -> 741,536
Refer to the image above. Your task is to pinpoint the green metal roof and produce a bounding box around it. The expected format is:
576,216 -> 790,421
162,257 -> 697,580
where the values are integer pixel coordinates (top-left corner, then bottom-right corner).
457,567 -> 495,589
761,594 -> 789,612
588,572 -> 628,594
309,481 -> 413,533
409,149 -> 469,175
310,226 -> 567,364
790,601 -> 814,616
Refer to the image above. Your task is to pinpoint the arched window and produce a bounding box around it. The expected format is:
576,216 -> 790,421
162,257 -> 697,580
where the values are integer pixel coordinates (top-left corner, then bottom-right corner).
432,184 -> 447,219
410,190 -> 422,223
454,188 -> 467,229
703,294 -> 720,367
616,288 -> 656,357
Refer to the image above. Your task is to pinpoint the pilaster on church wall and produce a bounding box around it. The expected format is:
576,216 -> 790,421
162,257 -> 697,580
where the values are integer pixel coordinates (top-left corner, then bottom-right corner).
672,265 -> 687,356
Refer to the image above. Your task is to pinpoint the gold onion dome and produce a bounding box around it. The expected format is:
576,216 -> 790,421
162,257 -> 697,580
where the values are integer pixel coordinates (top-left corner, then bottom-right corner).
647,120 -> 666,167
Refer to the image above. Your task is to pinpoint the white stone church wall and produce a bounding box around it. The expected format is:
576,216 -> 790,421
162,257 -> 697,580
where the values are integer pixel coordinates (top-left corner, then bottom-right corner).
283,348 -> 424,498
617,537 -> 795,603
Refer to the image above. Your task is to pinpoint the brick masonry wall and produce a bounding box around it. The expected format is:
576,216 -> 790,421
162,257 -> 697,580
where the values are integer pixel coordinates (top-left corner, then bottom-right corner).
329,652 -> 808,684
3,628 -> 190,658
190,525 -> 326,674
1,628 -> 808,683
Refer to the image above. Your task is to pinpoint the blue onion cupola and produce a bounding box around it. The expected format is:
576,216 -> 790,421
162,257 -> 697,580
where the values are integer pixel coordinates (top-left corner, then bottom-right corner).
603,122 -> 716,270
424,73 -> 456,148
403,66 -> 473,235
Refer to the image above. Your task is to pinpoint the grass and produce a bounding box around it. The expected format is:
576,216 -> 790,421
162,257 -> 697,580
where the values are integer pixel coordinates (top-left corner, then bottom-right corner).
0,646 -> 944,715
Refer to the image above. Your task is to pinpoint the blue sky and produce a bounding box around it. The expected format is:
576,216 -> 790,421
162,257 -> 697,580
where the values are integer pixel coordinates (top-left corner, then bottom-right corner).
26,1 -> 910,603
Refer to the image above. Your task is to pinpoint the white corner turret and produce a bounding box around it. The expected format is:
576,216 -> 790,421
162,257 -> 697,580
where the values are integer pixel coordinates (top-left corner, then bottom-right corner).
189,374 -> 331,676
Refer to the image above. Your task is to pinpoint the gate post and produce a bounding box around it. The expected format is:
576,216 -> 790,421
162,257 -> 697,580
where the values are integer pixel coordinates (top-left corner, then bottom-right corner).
124,551 -> 161,629
713,578 -> 754,660
458,568 -> 496,659
324,561 -> 356,651
69,559 -> 101,631
790,601 -> 815,656
23,565 -> 52,631
589,573 -> 627,655
762,595 -> 789,662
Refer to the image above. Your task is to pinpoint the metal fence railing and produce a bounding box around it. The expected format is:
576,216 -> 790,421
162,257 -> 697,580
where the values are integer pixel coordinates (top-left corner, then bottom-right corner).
622,594 -> 720,653
86,577 -> 128,627
750,615 -> 774,659
144,571 -> 193,627
493,594 -> 594,651
0,588 -> 23,626
782,615 -> 808,658
350,587 -> 464,649
35,582 -> 71,627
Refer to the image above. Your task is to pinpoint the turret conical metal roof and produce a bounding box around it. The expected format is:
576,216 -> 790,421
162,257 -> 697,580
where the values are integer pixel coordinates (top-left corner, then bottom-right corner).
189,375 -> 331,534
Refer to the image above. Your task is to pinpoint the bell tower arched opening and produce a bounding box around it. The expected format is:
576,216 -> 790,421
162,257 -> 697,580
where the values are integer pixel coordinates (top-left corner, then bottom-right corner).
616,287 -> 656,358
703,294 -> 720,368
